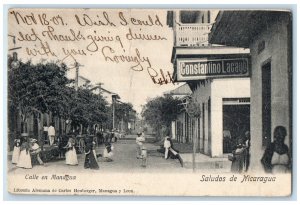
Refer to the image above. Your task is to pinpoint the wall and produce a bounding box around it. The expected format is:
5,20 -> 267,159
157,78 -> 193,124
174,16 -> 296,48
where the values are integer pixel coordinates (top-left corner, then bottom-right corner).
249,15 -> 291,171
193,80 -> 212,155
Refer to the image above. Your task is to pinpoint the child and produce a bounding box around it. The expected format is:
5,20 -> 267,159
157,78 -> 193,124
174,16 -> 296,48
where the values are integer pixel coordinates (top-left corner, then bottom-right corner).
102,142 -> 114,162
136,132 -> 145,158
30,138 -> 44,165
141,146 -> 147,168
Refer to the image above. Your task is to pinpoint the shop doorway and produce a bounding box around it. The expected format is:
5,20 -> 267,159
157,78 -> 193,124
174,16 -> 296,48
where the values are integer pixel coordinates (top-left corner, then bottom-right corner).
262,62 -> 271,147
222,98 -> 250,153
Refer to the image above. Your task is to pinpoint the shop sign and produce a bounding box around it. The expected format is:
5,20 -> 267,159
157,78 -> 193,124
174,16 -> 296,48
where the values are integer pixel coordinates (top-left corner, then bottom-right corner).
176,58 -> 249,81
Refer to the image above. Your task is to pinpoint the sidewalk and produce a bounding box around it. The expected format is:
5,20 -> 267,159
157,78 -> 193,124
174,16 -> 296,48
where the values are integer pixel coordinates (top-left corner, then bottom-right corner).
180,153 -> 231,172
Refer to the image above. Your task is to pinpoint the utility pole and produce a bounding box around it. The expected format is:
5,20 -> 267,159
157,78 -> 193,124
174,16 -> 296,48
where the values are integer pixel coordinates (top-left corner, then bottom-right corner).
73,61 -> 84,92
112,94 -> 117,130
75,61 -> 79,92
184,96 -> 201,172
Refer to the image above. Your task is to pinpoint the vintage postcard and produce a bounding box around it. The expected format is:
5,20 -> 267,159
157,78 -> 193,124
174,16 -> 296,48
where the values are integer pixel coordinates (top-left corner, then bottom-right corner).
6,8 -> 293,196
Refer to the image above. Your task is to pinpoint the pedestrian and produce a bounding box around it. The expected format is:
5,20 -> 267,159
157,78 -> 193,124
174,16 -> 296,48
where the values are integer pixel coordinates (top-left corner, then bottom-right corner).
164,136 -> 184,167
230,138 -> 246,173
12,133 -> 21,164
64,136 -> 78,166
136,132 -> 145,159
30,138 -> 44,166
96,131 -> 103,145
92,137 -> 98,161
42,122 -> 48,149
243,131 -> 251,172
261,126 -> 290,174
17,133 -> 32,169
102,142 -> 114,162
84,137 -> 99,170
141,146 -> 147,167
48,123 -> 56,146
164,136 -> 171,159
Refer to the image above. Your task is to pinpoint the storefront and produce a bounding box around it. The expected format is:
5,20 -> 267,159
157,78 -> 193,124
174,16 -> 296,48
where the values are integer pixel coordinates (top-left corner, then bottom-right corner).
209,11 -> 292,170
171,47 -> 251,157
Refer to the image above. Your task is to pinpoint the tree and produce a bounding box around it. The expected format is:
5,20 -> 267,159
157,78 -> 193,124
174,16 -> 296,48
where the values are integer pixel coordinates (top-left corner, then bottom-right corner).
141,94 -> 182,140
8,56 -> 72,133
68,86 -> 109,133
113,102 -> 136,132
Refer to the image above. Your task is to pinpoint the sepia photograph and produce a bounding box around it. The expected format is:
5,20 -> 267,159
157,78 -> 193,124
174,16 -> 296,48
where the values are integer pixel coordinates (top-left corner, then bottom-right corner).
5,7 -> 293,197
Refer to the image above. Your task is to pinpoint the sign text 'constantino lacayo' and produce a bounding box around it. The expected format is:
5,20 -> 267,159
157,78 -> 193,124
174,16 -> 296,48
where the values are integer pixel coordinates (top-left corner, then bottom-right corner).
176,58 -> 249,81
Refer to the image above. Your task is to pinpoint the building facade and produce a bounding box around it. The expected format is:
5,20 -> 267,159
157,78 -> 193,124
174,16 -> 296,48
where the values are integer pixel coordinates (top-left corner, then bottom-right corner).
209,11 -> 292,170
168,10 -> 251,157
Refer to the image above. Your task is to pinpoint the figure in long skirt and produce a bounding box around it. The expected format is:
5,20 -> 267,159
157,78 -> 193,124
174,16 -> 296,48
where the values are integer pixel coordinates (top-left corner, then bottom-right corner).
17,134 -> 32,169
92,138 -> 97,161
84,137 -> 99,170
64,137 -> 78,165
12,135 -> 21,164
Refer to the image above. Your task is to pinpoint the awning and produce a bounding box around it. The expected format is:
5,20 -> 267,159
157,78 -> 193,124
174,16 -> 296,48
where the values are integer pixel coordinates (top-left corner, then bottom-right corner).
209,10 -> 291,48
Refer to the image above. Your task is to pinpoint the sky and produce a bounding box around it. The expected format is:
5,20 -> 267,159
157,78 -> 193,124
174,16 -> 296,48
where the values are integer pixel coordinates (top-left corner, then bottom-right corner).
8,9 -> 218,113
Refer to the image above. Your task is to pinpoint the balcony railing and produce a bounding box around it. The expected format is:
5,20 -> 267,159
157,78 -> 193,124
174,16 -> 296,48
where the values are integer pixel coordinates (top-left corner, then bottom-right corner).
176,23 -> 212,47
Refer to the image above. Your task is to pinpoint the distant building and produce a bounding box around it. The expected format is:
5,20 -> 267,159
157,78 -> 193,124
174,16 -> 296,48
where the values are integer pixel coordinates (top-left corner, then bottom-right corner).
166,84 -> 192,141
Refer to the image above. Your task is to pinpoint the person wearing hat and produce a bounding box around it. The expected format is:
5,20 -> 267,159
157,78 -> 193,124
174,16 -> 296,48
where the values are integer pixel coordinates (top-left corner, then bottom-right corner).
30,138 -> 44,165
12,133 -> 22,164
102,142 -> 114,162
17,133 -> 32,169
136,132 -> 145,159
64,136 -> 78,166
164,135 -> 184,167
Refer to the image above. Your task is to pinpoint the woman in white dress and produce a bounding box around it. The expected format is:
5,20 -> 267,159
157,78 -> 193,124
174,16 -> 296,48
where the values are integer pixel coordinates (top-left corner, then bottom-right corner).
64,137 -> 78,165
12,136 -> 21,164
17,134 -> 32,169
92,139 -> 97,161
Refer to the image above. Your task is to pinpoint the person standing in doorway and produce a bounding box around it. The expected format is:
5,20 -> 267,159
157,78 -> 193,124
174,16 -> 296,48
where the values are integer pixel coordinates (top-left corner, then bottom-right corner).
244,131 -> 251,172
48,123 -> 56,146
261,126 -> 290,174
230,138 -> 246,173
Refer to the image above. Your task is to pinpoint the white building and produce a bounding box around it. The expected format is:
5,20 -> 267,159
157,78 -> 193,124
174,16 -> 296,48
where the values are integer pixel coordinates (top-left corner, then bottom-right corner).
209,10 -> 292,170
168,10 -> 251,157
